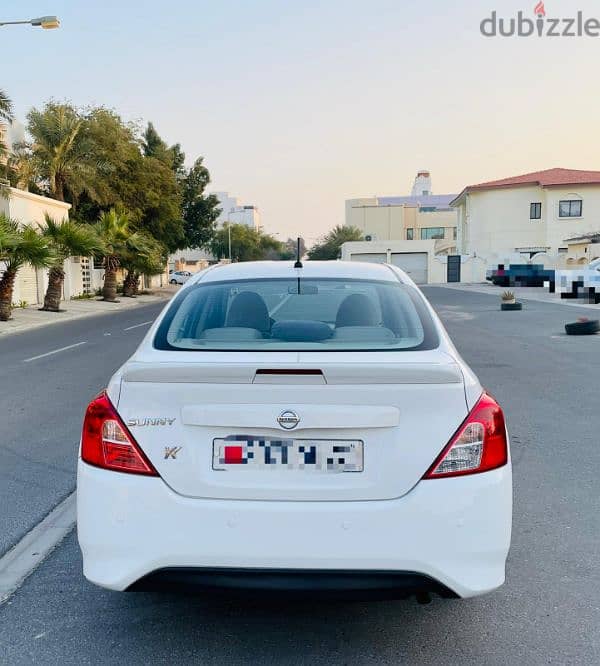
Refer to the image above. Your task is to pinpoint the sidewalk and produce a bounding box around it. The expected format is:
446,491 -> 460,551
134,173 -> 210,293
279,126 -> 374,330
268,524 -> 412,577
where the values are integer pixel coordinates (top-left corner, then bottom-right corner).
431,282 -> 600,310
0,287 -> 177,338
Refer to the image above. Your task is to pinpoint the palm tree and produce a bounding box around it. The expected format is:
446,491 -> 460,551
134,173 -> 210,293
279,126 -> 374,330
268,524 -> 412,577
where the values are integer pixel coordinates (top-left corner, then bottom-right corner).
27,103 -> 103,203
93,209 -> 131,302
0,214 -> 53,321
0,89 -> 14,122
120,232 -> 166,297
39,214 -> 101,311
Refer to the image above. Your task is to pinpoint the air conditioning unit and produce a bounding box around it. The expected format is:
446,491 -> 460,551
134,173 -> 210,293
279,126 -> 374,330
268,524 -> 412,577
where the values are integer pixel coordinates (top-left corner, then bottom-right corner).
365,234 -> 377,242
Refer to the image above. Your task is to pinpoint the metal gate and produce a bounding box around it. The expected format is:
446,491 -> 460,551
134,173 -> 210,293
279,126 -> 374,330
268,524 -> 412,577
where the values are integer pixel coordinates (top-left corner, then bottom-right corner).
447,255 -> 461,283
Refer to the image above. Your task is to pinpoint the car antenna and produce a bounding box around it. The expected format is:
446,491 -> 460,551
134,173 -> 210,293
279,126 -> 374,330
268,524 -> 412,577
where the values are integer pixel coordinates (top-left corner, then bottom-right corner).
294,237 -> 303,269
293,237 -> 303,294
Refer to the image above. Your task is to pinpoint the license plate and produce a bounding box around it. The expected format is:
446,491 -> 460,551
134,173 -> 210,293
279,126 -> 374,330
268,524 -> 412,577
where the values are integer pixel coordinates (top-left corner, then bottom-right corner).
212,437 -> 363,473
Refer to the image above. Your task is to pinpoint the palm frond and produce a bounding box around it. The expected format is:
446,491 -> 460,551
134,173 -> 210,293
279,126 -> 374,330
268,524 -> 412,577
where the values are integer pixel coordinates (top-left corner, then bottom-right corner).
0,89 -> 14,122
41,213 -> 102,262
0,218 -> 54,271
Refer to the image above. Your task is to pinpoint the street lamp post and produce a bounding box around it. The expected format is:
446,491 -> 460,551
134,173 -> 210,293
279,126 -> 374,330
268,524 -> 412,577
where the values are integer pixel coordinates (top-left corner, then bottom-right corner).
0,16 -> 60,29
228,224 -> 232,262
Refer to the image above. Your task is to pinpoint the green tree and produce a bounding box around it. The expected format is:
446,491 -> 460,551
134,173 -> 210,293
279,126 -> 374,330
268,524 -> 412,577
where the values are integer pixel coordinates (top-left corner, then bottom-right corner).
307,225 -> 363,260
26,102 -> 106,204
181,157 -> 221,249
120,231 -> 166,297
77,112 -> 185,252
209,224 -> 283,262
128,154 -> 184,252
39,214 -> 101,312
0,89 -> 13,122
143,122 -> 186,176
93,209 -> 132,302
0,215 -> 53,321
142,122 -> 171,163
281,237 -> 306,261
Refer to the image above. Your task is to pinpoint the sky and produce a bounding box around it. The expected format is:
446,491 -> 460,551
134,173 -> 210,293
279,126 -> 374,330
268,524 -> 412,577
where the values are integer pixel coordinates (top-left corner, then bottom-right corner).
3,0 -> 600,242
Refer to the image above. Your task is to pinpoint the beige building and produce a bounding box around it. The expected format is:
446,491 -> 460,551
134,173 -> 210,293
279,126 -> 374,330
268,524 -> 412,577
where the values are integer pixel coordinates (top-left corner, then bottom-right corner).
563,232 -> 600,265
451,168 -> 600,263
345,172 -> 458,254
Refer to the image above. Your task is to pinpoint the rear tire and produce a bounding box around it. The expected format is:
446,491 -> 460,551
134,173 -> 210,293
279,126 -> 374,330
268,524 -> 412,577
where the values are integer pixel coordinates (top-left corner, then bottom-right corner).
170,279 -> 178,285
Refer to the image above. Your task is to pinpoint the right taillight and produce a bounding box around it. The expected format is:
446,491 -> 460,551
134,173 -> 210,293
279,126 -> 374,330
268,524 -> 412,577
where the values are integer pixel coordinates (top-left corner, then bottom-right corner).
81,391 -> 158,476
423,392 -> 508,479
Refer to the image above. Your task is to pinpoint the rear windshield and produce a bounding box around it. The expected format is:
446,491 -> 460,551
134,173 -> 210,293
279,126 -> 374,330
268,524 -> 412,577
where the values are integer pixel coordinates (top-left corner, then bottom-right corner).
154,278 -> 439,351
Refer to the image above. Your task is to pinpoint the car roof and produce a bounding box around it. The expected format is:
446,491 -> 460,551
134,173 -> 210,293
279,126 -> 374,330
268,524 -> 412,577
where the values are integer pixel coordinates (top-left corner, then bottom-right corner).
192,261 -> 401,285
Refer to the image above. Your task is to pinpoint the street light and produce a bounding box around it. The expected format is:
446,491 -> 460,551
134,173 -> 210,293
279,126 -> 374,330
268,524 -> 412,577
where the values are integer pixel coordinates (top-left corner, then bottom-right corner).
0,16 -> 60,29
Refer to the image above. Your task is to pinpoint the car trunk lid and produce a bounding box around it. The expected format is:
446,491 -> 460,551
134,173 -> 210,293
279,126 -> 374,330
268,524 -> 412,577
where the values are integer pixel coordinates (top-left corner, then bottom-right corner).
117,351 -> 468,501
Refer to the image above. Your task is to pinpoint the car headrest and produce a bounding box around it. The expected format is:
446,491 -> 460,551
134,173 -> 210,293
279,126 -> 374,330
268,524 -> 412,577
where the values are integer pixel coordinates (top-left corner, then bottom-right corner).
335,293 -> 379,328
226,292 -> 270,332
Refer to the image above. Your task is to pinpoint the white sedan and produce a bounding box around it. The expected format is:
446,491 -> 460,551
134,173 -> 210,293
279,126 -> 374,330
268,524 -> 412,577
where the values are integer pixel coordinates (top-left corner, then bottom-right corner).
78,261 -> 512,600
169,270 -> 192,285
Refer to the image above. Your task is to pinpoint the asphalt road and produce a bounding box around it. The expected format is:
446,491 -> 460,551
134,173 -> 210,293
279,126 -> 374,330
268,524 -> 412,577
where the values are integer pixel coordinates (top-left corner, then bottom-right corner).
1,287 -> 599,664
0,301 -> 167,556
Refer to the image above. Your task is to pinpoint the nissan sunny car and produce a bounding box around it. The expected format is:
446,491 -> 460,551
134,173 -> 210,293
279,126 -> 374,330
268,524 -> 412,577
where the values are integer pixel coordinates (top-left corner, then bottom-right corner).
77,261 -> 512,600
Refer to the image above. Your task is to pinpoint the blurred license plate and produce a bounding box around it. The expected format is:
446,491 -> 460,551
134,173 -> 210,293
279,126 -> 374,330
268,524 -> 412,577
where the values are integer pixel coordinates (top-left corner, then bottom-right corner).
213,437 -> 363,473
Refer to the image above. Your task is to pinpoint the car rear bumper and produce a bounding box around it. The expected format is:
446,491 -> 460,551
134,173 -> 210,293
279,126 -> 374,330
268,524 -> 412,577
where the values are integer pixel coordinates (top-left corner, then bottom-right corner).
77,461 -> 512,599
129,568 -> 458,600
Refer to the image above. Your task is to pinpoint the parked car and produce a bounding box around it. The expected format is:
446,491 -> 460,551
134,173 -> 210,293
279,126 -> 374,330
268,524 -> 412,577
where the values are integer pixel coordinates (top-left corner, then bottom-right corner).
169,270 -> 192,285
486,263 -> 555,289
555,258 -> 600,303
78,261 -> 512,600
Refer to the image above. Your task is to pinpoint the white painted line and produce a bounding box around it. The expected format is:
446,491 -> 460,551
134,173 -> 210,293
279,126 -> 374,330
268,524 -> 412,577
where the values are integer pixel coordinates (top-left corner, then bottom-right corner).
124,320 -> 153,331
0,492 -> 76,604
23,341 -> 87,363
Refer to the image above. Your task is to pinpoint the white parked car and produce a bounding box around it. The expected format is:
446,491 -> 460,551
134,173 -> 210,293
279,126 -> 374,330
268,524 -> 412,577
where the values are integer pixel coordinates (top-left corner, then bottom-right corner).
169,270 -> 192,285
78,261 -> 512,600
555,257 -> 600,302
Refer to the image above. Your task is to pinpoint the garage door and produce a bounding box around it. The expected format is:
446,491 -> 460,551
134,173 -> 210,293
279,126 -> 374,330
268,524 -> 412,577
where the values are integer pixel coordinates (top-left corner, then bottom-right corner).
391,253 -> 428,284
17,265 -> 39,305
350,253 -> 387,264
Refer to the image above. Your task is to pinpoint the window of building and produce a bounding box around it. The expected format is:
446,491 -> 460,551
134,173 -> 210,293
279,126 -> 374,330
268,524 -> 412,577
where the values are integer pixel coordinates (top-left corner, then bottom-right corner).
420,227 -> 445,240
559,200 -> 582,218
530,202 -> 542,219
406,228 -> 414,240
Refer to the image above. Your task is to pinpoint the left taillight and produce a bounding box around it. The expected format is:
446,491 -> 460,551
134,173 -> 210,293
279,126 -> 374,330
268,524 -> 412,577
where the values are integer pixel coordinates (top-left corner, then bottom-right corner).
423,392 -> 508,479
81,391 -> 159,476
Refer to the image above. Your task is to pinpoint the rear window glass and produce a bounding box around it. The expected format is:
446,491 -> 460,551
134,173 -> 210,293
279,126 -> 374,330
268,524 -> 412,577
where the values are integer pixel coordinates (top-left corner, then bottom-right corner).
154,278 -> 438,351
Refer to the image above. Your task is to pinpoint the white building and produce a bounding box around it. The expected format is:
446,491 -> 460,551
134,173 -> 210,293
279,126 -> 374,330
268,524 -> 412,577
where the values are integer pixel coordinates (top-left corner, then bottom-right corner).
451,168 -> 600,264
214,191 -> 260,230
411,170 -> 433,197
0,188 -> 84,305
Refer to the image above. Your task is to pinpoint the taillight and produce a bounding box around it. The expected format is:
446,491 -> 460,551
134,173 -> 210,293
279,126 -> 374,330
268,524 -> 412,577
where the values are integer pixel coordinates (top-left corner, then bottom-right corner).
81,391 -> 158,476
423,392 -> 508,479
